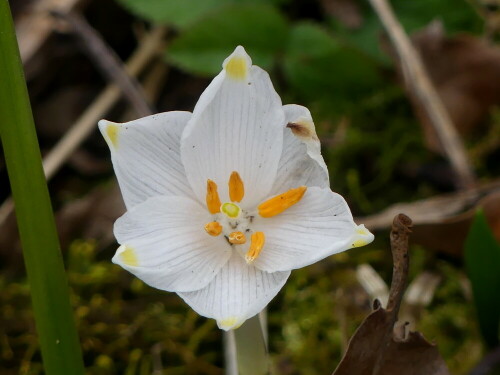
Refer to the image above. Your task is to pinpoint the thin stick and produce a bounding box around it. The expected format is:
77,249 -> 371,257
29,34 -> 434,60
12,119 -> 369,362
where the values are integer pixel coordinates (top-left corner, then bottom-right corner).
0,27 -> 166,227
51,11 -> 154,117
356,179 -> 500,231
374,214 -> 412,375
368,0 -> 475,189
386,214 -> 412,313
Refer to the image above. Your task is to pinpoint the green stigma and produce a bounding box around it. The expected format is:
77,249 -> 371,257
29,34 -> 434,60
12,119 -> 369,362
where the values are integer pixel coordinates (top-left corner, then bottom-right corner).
221,202 -> 241,218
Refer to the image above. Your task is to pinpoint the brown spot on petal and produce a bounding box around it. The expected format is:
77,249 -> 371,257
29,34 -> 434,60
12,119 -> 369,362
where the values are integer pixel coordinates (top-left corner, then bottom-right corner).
287,121 -> 319,141
287,122 -> 312,137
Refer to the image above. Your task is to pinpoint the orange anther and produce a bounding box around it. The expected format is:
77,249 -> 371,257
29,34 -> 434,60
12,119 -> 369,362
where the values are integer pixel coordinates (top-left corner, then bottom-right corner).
245,232 -> 265,263
205,222 -> 223,236
228,231 -> 246,245
228,171 -> 245,202
258,186 -> 307,218
206,179 -> 222,214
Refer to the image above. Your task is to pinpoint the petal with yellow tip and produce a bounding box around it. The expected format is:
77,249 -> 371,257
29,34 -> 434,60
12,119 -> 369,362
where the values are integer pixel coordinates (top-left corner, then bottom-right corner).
223,45 -> 251,80
217,317 -> 244,330
178,254 -> 290,331
97,112 -> 193,209
103,121 -> 120,148
258,186 -> 307,218
351,224 -> 375,248
251,187 -> 373,272
113,195 -> 231,292
180,46 -> 284,208
118,245 -> 138,266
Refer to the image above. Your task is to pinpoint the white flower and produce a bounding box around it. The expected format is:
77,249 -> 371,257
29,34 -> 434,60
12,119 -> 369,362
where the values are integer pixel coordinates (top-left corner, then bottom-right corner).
98,46 -> 374,330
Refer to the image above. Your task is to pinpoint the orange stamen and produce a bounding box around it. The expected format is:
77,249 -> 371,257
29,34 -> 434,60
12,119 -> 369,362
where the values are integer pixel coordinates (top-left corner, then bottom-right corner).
228,171 -> 245,202
205,222 -> 222,236
228,231 -> 246,244
206,179 -> 222,214
257,186 -> 307,218
245,232 -> 265,264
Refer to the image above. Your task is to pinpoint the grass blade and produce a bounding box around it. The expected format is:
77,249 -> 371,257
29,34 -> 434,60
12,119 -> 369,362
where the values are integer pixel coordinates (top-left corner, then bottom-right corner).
0,2 -> 85,373
464,209 -> 500,348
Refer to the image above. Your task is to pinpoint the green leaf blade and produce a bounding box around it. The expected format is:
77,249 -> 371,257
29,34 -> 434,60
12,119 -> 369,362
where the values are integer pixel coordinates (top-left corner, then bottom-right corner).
165,3 -> 288,76
464,210 -> 500,348
0,2 -> 85,374
283,22 -> 382,111
115,0 -> 276,30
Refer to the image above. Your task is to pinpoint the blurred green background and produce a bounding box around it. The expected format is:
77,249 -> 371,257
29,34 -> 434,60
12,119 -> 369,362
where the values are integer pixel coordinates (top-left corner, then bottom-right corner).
1,0 -> 500,373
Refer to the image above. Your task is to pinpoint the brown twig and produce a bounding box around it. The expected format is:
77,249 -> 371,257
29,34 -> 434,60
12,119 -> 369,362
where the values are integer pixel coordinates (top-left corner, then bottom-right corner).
50,11 -> 154,117
386,214 -> 412,313
372,214 -> 412,375
367,0 -> 475,189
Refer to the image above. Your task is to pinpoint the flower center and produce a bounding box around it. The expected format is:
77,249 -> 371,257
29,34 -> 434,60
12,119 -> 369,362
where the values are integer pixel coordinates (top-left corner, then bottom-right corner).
221,202 -> 241,218
203,171 -> 307,264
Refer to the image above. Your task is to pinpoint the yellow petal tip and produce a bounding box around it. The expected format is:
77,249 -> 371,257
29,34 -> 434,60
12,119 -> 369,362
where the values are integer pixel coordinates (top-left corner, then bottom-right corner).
223,46 -> 251,81
351,225 -> 374,248
218,317 -> 244,330
352,239 -> 369,248
118,245 -> 138,266
355,224 -> 370,236
101,120 -> 120,148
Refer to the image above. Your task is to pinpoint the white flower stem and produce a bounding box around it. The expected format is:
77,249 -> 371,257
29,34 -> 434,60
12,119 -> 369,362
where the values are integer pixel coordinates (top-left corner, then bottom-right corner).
233,314 -> 269,375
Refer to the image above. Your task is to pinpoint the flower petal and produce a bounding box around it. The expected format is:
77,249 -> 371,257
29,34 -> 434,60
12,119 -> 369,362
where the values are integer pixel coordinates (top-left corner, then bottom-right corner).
178,253 -> 290,330
271,105 -> 329,194
113,195 -> 232,292
181,46 -> 284,209
252,187 -> 374,272
99,111 -> 193,209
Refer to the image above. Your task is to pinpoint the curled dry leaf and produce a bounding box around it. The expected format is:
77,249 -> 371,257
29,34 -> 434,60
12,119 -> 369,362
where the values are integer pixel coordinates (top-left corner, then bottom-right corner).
358,181 -> 500,257
411,190 -> 500,257
333,214 -> 450,375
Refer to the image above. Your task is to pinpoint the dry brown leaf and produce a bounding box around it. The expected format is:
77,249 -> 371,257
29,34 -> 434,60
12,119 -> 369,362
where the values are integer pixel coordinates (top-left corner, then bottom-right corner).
411,190 -> 500,256
358,181 -> 500,257
333,214 -> 450,375
333,305 -> 450,375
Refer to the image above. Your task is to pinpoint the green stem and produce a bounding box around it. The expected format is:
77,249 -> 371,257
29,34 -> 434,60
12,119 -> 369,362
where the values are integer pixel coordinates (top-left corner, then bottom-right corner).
234,314 -> 269,375
0,2 -> 85,374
